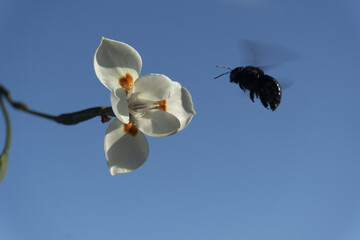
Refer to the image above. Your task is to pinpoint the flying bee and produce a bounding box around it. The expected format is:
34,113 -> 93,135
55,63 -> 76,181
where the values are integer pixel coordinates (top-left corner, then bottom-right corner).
215,39 -> 297,111
214,65 -> 281,111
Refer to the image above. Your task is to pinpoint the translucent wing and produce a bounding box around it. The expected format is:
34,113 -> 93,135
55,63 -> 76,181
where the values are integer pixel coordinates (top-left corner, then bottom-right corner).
238,38 -> 299,70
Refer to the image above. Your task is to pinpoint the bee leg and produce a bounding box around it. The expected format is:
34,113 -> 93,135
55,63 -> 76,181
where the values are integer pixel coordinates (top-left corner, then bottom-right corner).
239,84 -> 245,92
250,91 -> 255,102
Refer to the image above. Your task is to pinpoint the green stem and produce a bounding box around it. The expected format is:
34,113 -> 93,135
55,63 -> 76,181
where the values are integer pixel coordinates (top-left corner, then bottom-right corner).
0,85 -> 116,182
0,97 -> 11,182
0,85 -> 114,125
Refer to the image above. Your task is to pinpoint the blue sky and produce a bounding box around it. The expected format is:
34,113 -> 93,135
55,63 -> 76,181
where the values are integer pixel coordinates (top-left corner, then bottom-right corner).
1,0 -> 360,239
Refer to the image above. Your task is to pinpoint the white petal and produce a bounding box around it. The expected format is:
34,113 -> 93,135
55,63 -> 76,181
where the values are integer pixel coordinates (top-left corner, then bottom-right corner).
94,37 -> 142,90
132,74 -> 174,101
104,119 -> 149,174
166,82 -> 196,131
135,110 -> 180,137
110,87 -> 129,124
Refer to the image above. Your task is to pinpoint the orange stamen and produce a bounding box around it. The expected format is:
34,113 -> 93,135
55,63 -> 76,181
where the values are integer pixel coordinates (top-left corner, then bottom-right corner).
157,100 -> 167,111
123,122 -> 138,137
118,73 -> 134,93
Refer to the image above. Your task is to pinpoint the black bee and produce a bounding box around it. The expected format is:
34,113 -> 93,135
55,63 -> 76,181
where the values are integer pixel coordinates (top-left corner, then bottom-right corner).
215,39 -> 297,111
215,65 -> 281,111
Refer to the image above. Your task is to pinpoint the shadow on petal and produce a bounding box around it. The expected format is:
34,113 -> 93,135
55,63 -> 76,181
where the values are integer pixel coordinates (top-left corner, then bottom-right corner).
95,38 -> 142,70
105,119 -> 149,174
180,87 -> 196,115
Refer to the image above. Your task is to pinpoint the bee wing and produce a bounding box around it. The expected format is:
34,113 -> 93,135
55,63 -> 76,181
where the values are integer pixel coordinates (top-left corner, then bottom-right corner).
278,79 -> 294,90
238,39 -> 299,69
238,38 -> 258,67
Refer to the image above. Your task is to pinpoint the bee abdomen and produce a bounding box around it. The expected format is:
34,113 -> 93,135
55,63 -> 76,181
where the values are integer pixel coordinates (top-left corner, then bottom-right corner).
259,75 -> 281,111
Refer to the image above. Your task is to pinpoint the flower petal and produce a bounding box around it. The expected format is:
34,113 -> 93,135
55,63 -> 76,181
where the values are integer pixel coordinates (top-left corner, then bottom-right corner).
135,109 -> 180,137
132,74 -> 174,101
104,119 -> 149,174
94,37 -> 142,90
166,82 -> 196,131
110,87 -> 129,124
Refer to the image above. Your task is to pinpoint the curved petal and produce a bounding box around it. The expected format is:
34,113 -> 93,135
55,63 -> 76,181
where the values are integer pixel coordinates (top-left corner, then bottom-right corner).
94,37 -> 142,90
110,87 -> 129,124
166,82 -> 196,131
135,109 -> 180,137
132,74 -> 174,101
104,119 -> 149,174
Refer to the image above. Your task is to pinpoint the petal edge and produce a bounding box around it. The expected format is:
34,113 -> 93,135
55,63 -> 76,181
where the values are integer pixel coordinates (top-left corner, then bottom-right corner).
104,119 -> 149,174
94,37 -> 142,90
166,82 -> 196,131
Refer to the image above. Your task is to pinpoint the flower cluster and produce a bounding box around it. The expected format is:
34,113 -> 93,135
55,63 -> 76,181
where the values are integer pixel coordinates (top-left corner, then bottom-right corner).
94,37 -> 195,175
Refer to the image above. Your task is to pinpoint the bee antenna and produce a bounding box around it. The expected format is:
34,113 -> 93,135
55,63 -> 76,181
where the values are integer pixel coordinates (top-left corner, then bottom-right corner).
214,65 -> 232,79
216,65 -> 233,71
214,71 -> 231,79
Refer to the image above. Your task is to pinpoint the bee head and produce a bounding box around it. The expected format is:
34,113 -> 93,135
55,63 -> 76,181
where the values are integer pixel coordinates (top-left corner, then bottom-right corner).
229,67 -> 244,83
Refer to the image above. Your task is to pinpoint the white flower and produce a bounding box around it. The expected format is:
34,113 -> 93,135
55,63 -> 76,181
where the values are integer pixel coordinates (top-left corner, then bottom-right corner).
94,37 -> 195,175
